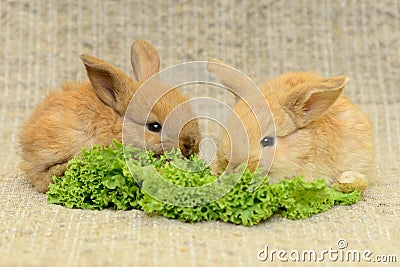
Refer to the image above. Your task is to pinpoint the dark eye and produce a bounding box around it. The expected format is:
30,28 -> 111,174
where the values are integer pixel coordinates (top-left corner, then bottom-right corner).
147,122 -> 162,132
260,136 -> 274,147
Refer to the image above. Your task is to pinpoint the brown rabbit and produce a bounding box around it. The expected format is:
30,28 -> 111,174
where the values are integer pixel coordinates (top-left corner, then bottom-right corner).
209,59 -> 375,193
19,39 -> 200,193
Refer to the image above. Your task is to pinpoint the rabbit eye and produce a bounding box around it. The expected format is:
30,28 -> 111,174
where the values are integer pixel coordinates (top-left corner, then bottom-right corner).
148,122 -> 162,132
260,136 -> 274,147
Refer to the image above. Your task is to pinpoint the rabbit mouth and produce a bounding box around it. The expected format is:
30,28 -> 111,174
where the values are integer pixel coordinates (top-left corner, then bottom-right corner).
146,140 -> 196,159
149,141 -> 176,155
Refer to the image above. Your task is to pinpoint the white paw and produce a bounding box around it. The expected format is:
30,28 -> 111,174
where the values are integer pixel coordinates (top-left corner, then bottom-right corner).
336,171 -> 366,184
332,171 -> 369,193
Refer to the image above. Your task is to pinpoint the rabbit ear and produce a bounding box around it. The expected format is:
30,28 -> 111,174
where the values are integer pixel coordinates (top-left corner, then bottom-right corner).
207,58 -> 258,101
80,54 -> 135,115
131,39 -> 160,83
285,76 -> 349,127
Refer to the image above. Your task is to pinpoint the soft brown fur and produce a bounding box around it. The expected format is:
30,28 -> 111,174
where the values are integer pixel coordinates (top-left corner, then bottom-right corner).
19,39 -> 200,193
209,60 -> 375,192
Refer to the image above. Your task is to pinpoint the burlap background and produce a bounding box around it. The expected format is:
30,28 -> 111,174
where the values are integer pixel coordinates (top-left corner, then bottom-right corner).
1,1 -> 399,266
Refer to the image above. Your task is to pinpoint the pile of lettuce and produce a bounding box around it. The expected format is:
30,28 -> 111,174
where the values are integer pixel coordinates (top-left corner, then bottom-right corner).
47,141 -> 360,226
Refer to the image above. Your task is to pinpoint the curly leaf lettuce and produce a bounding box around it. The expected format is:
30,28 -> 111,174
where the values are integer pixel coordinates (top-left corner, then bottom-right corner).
47,141 -> 360,226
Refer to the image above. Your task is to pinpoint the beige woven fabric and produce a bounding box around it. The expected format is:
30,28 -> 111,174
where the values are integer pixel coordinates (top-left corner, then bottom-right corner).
1,1 -> 399,266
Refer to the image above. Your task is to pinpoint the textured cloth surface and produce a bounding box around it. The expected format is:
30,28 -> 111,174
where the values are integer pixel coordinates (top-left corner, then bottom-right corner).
1,1 -> 399,266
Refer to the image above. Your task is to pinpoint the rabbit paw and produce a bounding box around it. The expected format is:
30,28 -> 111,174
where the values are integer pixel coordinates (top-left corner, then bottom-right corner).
48,162 -> 69,178
35,162 -> 69,193
331,171 -> 369,193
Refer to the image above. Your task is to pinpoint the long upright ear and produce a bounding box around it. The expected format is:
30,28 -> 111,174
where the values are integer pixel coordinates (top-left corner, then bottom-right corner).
131,39 -> 160,83
285,76 -> 349,127
207,58 -> 259,101
80,54 -> 136,116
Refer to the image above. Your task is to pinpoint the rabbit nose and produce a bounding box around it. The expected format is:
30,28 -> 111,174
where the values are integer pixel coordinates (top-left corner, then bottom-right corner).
180,136 -> 198,157
184,142 -> 192,151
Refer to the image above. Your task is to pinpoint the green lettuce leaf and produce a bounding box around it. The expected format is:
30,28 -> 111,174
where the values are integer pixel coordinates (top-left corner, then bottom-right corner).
47,141 -> 360,226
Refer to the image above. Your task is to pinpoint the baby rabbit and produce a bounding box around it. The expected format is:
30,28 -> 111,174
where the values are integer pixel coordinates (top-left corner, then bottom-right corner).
19,39 -> 200,193
209,59 -> 375,193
